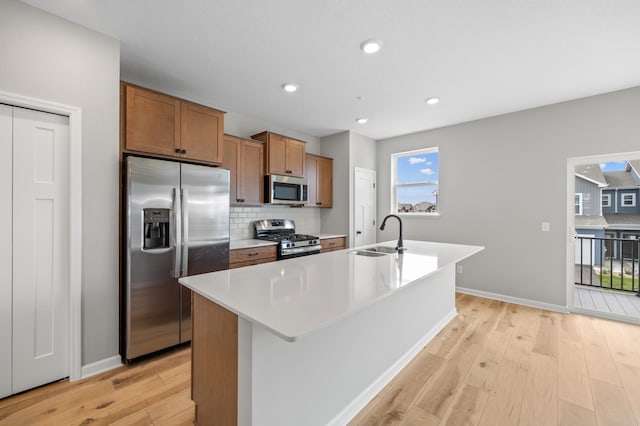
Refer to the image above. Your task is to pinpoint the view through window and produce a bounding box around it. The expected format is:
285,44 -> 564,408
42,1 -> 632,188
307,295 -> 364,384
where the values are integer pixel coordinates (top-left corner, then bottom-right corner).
391,147 -> 439,214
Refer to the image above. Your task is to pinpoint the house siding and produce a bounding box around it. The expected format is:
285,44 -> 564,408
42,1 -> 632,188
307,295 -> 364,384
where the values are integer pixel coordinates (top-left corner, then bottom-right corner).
575,176 -> 601,216
608,188 -> 640,214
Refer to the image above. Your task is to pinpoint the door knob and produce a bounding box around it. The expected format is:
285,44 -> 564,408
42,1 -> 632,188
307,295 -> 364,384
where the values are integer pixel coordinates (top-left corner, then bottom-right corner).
356,231 -> 362,235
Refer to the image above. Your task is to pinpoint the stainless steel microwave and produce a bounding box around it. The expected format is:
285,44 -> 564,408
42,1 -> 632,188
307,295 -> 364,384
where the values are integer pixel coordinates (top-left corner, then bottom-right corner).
265,174 -> 308,204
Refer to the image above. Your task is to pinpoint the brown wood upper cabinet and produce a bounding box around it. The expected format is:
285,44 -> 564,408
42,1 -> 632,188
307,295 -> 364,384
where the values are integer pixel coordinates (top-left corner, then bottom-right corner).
221,134 -> 263,205
123,83 -> 224,165
251,131 -> 305,177
305,153 -> 333,208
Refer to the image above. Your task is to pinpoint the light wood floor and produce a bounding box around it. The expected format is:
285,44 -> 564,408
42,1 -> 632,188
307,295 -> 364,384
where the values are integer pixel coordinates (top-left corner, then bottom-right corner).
1,293 -> 640,425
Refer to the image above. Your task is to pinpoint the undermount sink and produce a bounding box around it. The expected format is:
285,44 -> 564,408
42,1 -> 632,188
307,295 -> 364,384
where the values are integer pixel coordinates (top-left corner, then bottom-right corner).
351,250 -> 388,257
364,246 -> 397,254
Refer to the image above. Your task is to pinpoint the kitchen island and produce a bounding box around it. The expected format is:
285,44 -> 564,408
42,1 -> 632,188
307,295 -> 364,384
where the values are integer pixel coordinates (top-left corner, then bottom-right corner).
180,240 -> 483,426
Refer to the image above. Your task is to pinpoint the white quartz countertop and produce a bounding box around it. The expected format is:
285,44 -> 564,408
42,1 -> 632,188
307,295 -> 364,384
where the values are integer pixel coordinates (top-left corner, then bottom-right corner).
180,240 -> 484,342
230,239 -> 278,250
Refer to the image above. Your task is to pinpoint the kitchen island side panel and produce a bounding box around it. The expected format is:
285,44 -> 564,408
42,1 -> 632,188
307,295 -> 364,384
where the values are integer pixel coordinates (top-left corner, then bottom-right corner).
249,264 -> 456,426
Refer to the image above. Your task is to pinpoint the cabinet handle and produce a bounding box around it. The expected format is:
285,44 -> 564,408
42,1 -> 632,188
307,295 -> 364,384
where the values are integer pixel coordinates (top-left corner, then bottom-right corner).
316,202 -> 322,205
247,252 -> 259,257
175,148 -> 181,153
329,242 -> 336,246
181,149 -> 187,154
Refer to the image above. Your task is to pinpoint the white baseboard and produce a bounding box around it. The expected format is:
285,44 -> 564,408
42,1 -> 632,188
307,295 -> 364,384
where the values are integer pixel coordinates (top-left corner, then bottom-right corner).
80,355 -> 122,380
456,286 -> 569,313
328,308 -> 457,426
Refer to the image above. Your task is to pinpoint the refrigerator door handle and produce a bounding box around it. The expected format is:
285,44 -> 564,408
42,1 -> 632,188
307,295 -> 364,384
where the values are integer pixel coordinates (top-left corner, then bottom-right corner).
181,188 -> 189,276
173,187 -> 182,278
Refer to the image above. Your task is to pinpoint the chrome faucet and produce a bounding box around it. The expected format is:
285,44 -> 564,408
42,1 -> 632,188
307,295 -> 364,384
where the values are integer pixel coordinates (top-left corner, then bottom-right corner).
380,214 -> 406,253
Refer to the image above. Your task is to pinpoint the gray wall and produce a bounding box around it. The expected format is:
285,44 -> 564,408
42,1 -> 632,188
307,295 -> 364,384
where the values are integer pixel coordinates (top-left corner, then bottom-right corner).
320,131 -> 350,235
0,1 -> 120,364
378,87 -> 640,307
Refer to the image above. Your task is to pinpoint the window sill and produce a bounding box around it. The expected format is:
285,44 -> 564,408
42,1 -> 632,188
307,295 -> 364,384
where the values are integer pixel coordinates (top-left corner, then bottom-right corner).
395,212 -> 440,218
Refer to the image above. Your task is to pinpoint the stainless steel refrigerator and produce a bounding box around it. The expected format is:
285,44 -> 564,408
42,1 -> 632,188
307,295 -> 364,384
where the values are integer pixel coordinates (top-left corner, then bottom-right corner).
123,156 -> 230,361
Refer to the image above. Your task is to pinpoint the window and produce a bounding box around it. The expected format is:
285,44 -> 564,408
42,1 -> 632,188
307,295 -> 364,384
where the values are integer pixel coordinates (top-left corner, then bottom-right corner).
575,193 -> 583,215
622,193 -> 636,207
602,193 -> 611,207
391,147 -> 439,214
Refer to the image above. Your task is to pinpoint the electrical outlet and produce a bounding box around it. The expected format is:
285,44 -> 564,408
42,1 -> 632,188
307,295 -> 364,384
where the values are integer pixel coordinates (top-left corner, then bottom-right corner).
456,265 -> 463,274
541,221 -> 550,232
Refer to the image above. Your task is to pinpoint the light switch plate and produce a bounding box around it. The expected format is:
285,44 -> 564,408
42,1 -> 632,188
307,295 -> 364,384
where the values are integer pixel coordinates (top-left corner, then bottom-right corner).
541,221 -> 550,232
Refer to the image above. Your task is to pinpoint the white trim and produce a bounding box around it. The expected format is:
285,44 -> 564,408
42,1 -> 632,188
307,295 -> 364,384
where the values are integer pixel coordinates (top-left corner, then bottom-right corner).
390,147 -> 439,215
0,89 -> 83,382
575,173 -> 608,187
571,306 -> 640,326
329,308 -> 457,426
621,192 -> 636,207
567,151 -> 640,317
80,355 -> 122,379
602,193 -> 611,207
352,167 -> 377,248
456,287 -> 569,313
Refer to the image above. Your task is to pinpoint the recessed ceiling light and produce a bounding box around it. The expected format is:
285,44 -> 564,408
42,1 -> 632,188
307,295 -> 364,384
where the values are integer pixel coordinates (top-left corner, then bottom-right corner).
425,97 -> 440,105
360,39 -> 382,54
282,83 -> 299,93
356,117 -> 368,124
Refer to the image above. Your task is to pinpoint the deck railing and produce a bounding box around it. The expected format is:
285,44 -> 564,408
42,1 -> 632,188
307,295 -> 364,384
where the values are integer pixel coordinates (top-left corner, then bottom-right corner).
575,236 -> 640,294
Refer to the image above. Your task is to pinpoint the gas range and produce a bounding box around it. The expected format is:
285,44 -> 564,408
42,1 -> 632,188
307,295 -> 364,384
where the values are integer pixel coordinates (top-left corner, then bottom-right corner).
254,219 -> 321,259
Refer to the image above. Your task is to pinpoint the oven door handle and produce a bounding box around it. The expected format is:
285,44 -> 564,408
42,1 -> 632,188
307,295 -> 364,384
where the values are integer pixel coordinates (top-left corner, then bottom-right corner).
280,245 -> 322,256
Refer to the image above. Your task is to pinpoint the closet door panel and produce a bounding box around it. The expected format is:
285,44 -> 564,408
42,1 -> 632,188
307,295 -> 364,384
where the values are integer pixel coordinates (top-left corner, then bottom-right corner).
12,107 -> 70,394
0,105 -> 12,399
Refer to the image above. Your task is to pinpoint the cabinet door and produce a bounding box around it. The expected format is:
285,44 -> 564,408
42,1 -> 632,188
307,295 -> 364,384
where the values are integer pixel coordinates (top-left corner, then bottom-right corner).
239,140 -> 264,205
286,138 -> 305,177
305,155 -> 318,207
317,157 -> 333,208
180,102 -> 224,164
125,86 -> 180,156
266,134 -> 287,175
221,136 -> 239,204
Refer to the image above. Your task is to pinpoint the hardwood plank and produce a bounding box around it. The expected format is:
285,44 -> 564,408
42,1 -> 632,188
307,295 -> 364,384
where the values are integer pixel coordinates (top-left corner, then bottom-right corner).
109,410 -> 153,426
465,326 -> 513,392
438,383 -> 489,426
615,361 -> 640,424
354,351 -> 445,424
518,353 -> 558,426
417,339 -> 482,419
558,339 -> 593,410
600,318 -> 640,369
532,311 -> 559,358
558,400 -> 597,426
590,378 -> 637,426
477,359 -> 528,426
578,315 -> 622,385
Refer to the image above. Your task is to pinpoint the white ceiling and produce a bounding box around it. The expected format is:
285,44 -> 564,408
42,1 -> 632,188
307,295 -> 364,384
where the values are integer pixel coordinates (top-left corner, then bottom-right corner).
20,0 -> 640,140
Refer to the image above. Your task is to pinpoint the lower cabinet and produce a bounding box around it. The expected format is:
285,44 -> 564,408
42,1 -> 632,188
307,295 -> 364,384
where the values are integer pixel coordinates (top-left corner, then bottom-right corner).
230,246 -> 277,269
320,237 -> 346,253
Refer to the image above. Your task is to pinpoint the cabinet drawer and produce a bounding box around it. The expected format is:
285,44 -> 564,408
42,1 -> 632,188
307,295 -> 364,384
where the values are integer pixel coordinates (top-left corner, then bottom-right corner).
230,245 -> 277,264
320,237 -> 346,252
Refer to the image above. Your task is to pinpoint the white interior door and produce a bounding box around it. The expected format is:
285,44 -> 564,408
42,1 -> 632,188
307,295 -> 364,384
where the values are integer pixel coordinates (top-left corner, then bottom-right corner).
11,107 -> 70,394
0,105 -> 13,398
354,168 -> 376,247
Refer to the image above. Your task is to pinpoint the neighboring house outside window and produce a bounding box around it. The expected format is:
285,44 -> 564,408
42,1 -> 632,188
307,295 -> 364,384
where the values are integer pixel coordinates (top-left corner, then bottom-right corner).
602,193 -> 611,207
622,193 -> 636,207
575,193 -> 583,215
391,147 -> 439,215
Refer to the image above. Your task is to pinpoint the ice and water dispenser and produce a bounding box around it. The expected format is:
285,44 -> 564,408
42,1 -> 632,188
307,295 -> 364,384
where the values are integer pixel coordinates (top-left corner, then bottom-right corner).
143,208 -> 170,250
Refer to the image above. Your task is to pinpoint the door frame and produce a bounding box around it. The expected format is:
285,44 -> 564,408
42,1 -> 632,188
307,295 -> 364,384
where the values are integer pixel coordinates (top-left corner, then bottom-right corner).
566,150 -> 640,314
0,89 -> 82,381
352,167 -> 377,248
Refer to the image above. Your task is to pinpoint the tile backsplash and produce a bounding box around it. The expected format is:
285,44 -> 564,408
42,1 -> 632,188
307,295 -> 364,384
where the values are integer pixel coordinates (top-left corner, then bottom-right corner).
230,205 -> 321,240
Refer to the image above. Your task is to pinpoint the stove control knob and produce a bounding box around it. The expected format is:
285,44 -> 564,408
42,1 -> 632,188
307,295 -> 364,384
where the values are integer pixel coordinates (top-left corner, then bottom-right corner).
291,242 -> 295,247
